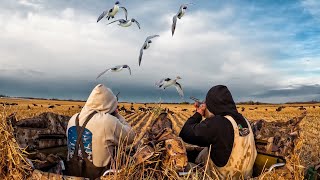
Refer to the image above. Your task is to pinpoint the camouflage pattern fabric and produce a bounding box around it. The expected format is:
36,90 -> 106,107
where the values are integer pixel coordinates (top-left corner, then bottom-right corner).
213,115 -> 257,179
305,163 -> 320,180
134,112 -> 188,171
250,112 -> 306,157
8,112 -> 70,151
7,112 -> 70,173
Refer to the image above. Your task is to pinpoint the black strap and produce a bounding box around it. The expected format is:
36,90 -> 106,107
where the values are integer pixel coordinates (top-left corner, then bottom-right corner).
106,110 -> 117,117
74,111 -> 97,158
110,111 -> 117,117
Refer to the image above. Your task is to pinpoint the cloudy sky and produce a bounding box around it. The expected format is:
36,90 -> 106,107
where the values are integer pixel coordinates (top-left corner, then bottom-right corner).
0,0 -> 319,103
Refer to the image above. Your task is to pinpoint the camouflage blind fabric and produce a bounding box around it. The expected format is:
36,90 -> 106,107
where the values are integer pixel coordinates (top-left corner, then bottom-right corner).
250,112 -> 306,157
134,112 -> 188,171
8,112 -> 70,151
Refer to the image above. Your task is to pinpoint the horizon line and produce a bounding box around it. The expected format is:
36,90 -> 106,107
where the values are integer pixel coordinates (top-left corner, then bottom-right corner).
1,95 -> 320,105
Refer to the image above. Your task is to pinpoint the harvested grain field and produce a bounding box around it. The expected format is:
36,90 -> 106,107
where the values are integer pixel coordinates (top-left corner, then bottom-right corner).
0,98 -> 319,179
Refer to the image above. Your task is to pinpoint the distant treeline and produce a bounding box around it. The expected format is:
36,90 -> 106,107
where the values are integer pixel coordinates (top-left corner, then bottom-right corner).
47,98 -> 86,102
1,95 -> 85,102
1,95 -> 319,104
236,101 -> 271,105
237,100 -> 320,105
285,100 -> 320,104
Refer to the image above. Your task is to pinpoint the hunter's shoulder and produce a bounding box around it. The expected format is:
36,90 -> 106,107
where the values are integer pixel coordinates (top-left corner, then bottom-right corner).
204,115 -> 233,127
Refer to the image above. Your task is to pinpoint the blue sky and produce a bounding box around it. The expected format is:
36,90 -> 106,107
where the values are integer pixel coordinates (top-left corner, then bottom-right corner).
0,0 -> 319,103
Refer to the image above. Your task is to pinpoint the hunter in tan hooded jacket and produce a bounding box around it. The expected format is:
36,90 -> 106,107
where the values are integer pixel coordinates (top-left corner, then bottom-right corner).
66,84 -> 135,178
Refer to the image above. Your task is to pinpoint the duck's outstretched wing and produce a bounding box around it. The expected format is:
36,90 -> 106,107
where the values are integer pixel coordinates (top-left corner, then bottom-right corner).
134,19 -> 141,29
180,2 -> 195,9
146,35 -> 160,42
172,15 -> 177,36
107,19 -> 122,25
156,78 -> 166,88
96,68 -> 111,79
97,10 -> 108,22
139,47 -> 144,66
120,7 -> 128,20
174,82 -> 184,97
125,65 -> 131,75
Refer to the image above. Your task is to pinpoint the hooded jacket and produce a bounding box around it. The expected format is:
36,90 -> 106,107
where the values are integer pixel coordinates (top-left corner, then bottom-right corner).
67,84 -> 135,168
179,85 -> 249,167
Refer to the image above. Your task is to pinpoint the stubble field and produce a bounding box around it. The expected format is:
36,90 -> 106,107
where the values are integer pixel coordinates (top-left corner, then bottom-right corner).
0,98 -> 319,179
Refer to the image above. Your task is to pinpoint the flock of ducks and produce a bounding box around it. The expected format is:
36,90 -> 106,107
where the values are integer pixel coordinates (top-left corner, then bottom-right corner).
96,1 -> 194,98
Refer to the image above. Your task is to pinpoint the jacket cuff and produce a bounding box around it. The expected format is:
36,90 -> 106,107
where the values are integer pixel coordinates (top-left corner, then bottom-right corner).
192,112 -> 202,121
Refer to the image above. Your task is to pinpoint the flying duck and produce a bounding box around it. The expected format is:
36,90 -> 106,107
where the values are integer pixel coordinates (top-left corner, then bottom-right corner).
107,18 -> 140,29
139,35 -> 160,66
172,3 -> 194,36
156,76 -> 184,97
96,65 -> 131,79
97,1 -> 128,22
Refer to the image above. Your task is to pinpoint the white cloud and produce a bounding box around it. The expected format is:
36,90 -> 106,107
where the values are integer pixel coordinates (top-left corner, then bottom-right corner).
18,0 -> 43,9
0,0 -> 318,102
61,8 -> 75,19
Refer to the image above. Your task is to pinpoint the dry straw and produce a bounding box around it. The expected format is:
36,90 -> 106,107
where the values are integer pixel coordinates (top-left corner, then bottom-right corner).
0,103 -> 316,180
0,108 -> 32,180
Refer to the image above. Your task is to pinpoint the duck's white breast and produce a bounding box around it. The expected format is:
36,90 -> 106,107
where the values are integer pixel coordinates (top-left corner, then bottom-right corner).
110,5 -> 119,16
120,21 -> 132,27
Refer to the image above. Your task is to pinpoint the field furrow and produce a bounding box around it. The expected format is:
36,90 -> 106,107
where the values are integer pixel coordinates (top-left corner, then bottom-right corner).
177,112 -> 191,124
185,111 -> 194,117
171,113 -> 184,129
131,112 -> 150,128
133,113 -> 155,142
168,113 -> 181,135
128,112 -> 146,126
126,112 -> 143,124
123,112 -> 138,119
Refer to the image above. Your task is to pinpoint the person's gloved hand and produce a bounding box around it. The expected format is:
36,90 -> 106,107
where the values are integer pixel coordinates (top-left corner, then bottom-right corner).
194,102 -> 206,116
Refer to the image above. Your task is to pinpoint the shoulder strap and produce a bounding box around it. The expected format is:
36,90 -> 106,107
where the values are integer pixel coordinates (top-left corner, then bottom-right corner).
225,115 -> 251,137
243,117 -> 252,129
224,115 -> 239,136
74,111 -> 98,157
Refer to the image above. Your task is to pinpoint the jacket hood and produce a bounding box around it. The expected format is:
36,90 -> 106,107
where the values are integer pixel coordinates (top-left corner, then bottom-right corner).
205,85 -> 248,128
81,84 -> 118,115
205,85 -> 238,116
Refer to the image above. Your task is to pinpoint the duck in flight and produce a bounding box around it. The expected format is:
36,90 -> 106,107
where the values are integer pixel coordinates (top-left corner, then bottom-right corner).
97,1 -> 128,22
96,65 -> 131,79
139,35 -> 160,66
107,18 -> 141,29
156,76 -> 184,97
172,3 -> 194,36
